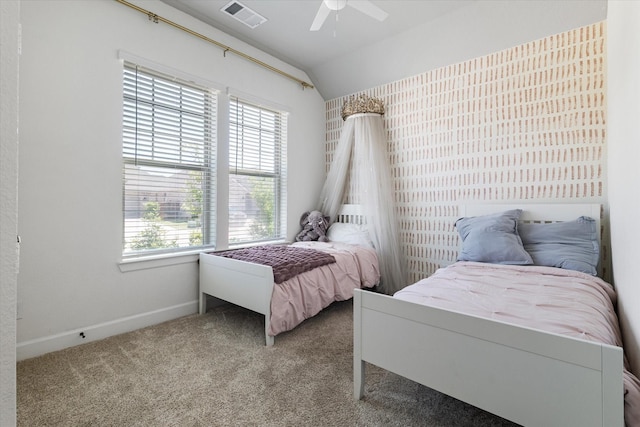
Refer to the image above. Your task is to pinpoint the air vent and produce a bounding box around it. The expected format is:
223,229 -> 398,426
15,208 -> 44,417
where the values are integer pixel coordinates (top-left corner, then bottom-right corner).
221,1 -> 267,29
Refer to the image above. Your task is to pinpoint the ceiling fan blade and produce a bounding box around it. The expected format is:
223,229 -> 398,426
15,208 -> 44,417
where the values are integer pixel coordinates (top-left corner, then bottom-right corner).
347,1 -> 389,22
310,2 -> 332,31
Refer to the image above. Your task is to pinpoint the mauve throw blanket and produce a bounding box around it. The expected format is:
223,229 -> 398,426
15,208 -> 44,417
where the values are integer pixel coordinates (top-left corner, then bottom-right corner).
215,245 -> 336,284
394,261 -> 640,426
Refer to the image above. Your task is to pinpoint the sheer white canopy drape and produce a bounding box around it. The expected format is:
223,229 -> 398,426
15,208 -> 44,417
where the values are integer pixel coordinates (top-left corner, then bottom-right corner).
318,113 -> 407,294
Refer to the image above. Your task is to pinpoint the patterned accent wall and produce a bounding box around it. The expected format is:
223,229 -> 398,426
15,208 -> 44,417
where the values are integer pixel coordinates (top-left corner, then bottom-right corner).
325,22 -> 607,284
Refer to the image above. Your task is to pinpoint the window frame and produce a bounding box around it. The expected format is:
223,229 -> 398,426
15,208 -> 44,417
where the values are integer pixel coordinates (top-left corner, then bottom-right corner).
121,61 -> 218,259
118,55 -> 288,269
227,96 -> 287,247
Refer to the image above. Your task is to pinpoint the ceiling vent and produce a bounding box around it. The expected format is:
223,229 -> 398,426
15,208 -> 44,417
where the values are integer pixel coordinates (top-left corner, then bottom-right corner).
221,1 -> 267,29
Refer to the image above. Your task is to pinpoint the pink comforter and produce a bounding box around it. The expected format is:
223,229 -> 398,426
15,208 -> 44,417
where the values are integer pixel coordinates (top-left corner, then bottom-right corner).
394,261 -> 640,426
268,241 -> 379,337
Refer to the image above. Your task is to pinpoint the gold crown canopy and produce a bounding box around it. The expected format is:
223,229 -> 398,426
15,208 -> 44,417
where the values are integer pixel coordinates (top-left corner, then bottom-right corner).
341,95 -> 385,120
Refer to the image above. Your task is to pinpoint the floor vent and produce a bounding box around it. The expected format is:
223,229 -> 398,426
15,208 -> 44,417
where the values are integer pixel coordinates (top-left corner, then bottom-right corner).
221,1 -> 267,29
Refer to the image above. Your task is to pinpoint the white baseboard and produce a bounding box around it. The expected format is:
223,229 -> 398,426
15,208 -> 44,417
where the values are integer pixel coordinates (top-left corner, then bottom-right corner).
16,300 -> 198,361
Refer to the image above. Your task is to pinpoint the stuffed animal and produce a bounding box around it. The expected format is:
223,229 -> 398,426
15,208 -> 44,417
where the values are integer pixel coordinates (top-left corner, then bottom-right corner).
295,210 -> 330,242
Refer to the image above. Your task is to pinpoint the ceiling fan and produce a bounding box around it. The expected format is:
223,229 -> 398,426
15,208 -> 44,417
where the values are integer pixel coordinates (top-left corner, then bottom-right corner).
310,0 -> 389,31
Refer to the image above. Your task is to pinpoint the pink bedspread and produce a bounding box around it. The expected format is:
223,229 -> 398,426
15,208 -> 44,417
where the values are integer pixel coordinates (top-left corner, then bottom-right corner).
394,261 -> 640,426
268,241 -> 379,337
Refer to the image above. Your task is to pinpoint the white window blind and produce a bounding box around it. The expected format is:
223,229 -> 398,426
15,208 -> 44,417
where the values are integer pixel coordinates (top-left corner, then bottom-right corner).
228,97 -> 287,245
122,63 -> 216,256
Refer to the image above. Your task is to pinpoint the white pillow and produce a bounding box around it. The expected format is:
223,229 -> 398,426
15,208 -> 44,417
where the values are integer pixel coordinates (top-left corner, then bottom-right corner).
327,223 -> 374,248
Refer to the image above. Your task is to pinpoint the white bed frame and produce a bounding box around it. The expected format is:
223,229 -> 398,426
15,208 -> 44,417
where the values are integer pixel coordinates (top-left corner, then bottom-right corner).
353,203 -> 625,427
200,204 -> 364,346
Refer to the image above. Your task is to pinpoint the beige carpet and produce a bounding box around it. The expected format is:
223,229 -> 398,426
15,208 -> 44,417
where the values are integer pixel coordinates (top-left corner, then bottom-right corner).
17,300 -> 519,426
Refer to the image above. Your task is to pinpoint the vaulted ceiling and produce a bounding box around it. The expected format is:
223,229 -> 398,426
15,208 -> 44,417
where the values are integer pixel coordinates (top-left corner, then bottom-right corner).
159,0 -> 472,98
159,0 -> 607,100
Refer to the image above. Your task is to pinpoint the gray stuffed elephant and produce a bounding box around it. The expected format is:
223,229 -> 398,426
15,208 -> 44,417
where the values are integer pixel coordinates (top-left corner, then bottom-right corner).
295,210 -> 330,242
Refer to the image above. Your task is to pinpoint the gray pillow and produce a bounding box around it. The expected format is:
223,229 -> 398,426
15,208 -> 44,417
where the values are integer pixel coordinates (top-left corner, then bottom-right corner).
518,216 -> 599,275
455,209 -> 533,265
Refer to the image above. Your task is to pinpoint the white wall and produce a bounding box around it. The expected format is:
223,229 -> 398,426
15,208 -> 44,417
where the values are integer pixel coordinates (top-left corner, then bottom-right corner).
607,0 -> 640,375
313,0 -> 607,100
16,0 -> 325,359
1,1 -> 20,424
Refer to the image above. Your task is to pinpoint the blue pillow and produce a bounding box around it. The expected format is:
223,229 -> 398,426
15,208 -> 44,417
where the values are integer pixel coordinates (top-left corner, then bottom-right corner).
455,209 -> 533,265
518,216 -> 599,275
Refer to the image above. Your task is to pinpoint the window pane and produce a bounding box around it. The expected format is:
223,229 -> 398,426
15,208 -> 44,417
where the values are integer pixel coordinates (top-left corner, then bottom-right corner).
123,164 -> 212,253
122,63 -> 216,256
229,97 -> 286,246
228,175 -> 278,244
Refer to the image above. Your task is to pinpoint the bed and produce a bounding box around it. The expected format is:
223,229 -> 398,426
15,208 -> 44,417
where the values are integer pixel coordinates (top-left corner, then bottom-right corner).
200,204 -> 379,346
353,203 -> 640,427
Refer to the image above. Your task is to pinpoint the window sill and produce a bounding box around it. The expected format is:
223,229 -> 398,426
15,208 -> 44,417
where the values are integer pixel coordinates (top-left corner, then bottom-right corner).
118,249 -> 203,273
118,240 -> 288,272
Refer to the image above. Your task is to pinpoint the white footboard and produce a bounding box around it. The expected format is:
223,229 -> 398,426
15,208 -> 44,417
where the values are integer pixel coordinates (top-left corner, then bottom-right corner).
199,252 -> 275,346
353,289 -> 624,427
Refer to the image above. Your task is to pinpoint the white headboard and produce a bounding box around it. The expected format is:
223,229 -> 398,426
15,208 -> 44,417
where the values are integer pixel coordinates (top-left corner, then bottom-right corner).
335,204 -> 366,225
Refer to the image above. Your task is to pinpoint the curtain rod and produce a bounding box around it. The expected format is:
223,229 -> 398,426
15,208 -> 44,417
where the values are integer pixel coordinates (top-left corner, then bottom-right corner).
114,0 -> 314,90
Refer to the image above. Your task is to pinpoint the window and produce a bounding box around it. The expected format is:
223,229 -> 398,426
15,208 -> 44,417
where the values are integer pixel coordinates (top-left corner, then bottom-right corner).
228,97 -> 287,246
122,63 -> 216,256
121,63 -> 287,258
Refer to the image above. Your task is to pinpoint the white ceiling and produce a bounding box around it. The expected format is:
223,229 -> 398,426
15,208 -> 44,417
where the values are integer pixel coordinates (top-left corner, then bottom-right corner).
159,0 -> 472,95
158,0 -> 607,100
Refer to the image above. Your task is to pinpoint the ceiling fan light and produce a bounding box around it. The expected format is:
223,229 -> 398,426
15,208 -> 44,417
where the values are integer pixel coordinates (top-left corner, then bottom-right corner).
324,0 -> 347,11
